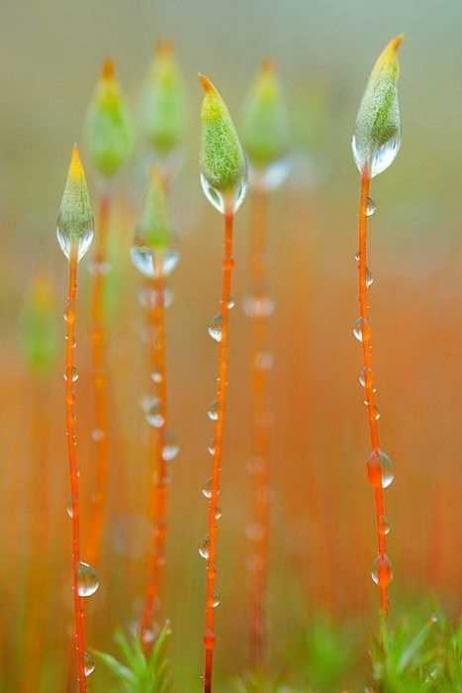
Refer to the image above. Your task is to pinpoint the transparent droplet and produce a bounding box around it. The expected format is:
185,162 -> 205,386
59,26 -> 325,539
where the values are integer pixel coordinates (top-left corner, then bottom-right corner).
200,172 -> 248,214
77,562 -> 100,597
198,538 -> 209,560
130,245 -> 180,279
378,514 -> 391,536
66,502 -> 74,519
366,449 -> 394,489
88,260 -> 111,275
212,594 -> 221,608
207,401 -> 219,421
371,553 -> 393,587
84,651 -> 95,678
255,351 -> 274,371
201,479 -> 213,500
227,297 -> 235,310
215,507 -> 222,520
249,159 -> 290,192
91,428 -> 105,442
152,370 -> 163,384
366,268 -> 374,288
64,366 -> 79,383
366,197 -> 376,217
242,296 -> 275,318
373,406 -> 381,421
358,367 -> 371,389
162,433 -> 180,462
208,314 -> 223,342
145,399 -> 164,429
352,317 -> 367,343
56,225 -> 94,263
208,440 -> 216,456
352,127 -> 401,179
354,252 -> 360,264
63,309 -> 75,324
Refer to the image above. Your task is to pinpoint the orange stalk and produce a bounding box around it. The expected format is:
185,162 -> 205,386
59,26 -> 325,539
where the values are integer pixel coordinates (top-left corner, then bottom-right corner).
203,208 -> 235,693
357,170 -> 390,614
87,192 -> 111,566
65,251 -> 87,691
140,266 -> 169,647
248,188 -> 271,667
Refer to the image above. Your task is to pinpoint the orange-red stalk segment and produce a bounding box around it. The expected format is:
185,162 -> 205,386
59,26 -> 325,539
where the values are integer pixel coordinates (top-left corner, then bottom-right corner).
203,208 -> 235,693
65,252 -> 87,691
248,188 -> 271,667
87,193 -> 111,566
358,170 -> 389,614
140,266 -> 169,648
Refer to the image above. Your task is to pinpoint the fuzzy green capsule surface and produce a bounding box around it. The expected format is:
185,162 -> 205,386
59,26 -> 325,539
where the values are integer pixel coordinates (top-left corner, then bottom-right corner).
137,168 -> 171,250
85,59 -> 134,177
56,145 -> 94,261
199,74 -> 247,196
352,35 -> 403,178
141,42 -> 185,156
242,60 -> 290,168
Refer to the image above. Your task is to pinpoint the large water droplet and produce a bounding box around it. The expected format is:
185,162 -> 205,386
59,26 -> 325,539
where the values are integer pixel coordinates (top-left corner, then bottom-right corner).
242,296 -> 275,318
352,317 -> 367,343
56,225 -> 94,263
198,538 -> 209,560
366,197 -> 376,217
130,246 -> 180,279
208,314 -> 223,342
352,127 -> 401,179
77,562 -> 100,597
200,172 -> 248,214
371,553 -> 393,587
366,449 -> 394,489
207,401 -> 219,421
84,651 -> 95,678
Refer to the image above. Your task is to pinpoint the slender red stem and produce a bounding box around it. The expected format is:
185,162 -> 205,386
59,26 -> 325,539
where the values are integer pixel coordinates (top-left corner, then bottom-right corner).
65,251 -> 87,691
357,170 -> 389,614
140,262 -> 169,648
203,208 -> 235,693
248,188 -> 271,667
87,193 -> 111,566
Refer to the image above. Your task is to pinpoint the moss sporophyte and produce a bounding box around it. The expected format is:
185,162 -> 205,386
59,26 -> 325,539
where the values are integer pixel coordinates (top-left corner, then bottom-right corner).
351,35 -> 404,616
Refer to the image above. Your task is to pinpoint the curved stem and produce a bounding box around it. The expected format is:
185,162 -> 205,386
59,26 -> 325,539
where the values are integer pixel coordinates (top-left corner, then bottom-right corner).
358,170 -> 389,614
65,252 -> 87,691
248,188 -> 270,667
203,209 -> 235,693
87,193 -> 111,566
140,265 -> 169,648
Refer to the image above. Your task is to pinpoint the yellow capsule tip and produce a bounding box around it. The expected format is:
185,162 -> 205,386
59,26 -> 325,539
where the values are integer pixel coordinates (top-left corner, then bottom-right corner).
198,73 -> 215,94
261,57 -> 275,74
156,39 -> 173,57
102,57 -> 115,81
69,144 -> 84,181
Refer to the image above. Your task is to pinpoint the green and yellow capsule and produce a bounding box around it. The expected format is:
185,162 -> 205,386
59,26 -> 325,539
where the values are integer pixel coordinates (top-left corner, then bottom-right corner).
141,41 -> 186,158
131,167 -> 180,279
242,59 -> 290,188
20,276 -> 58,376
56,145 -> 94,261
85,59 -> 134,177
199,74 -> 247,214
352,35 -> 404,178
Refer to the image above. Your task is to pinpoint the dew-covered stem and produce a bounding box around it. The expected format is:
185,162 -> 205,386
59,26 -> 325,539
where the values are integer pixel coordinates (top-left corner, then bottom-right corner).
248,187 -> 271,667
357,169 -> 389,613
203,207 -> 235,693
65,251 -> 87,691
87,191 -> 111,566
140,264 -> 169,649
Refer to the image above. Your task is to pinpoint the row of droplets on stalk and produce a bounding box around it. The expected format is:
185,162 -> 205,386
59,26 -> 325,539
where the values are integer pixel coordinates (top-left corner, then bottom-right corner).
352,196 -> 394,590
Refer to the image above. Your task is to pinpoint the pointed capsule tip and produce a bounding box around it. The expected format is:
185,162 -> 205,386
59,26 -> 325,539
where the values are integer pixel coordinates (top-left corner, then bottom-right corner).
261,58 -> 275,74
156,39 -> 173,57
390,34 -> 404,51
102,58 -> 115,80
69,145 -> 84,181
198,73 -> 215,94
